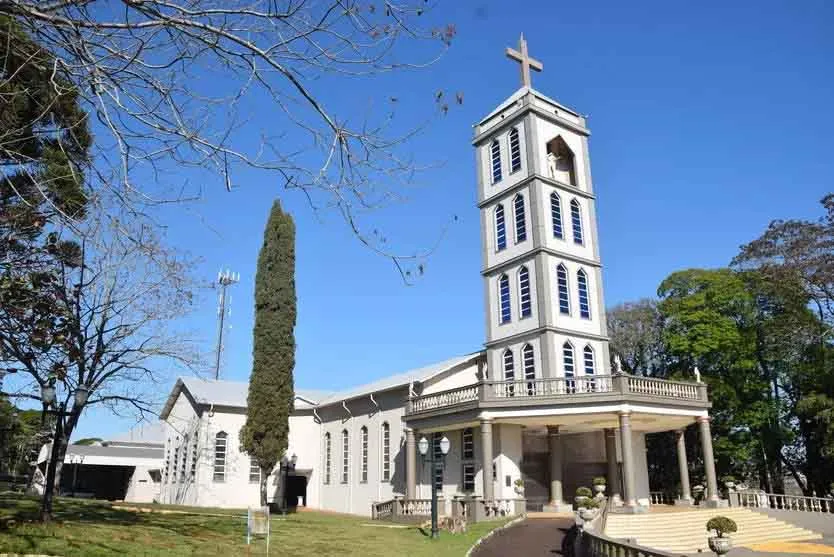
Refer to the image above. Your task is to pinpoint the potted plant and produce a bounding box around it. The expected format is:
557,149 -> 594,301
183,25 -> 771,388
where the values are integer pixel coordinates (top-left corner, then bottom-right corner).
575,486 -> 593,508
721,476 -> 736,491
578,496 -> 599,521
706,516 -> 737,555
592,476 -> 607,495
513,478 -> 525,496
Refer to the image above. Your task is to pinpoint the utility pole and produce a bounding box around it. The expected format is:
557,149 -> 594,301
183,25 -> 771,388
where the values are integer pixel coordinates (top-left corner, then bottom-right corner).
214,269 -> 240,380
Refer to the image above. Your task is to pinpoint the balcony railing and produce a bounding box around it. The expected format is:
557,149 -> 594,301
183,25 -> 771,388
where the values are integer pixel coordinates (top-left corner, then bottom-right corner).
406,374 -> 708,415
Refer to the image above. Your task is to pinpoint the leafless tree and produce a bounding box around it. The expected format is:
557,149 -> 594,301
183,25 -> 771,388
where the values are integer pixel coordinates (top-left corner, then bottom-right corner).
0,219 -> 202,520
0,1 -> 457,278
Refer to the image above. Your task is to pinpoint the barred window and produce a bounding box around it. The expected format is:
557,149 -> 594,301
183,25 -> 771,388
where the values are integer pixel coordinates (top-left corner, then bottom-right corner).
360,426 -> 368,483
180,435 -> 188,482
577,269 -> 591,319
584,345 -> 597,392
462,462 -> 476,492
462,428 -> 474,460
173,444 -> 180,483
504,348 -> 515,397
557,264 -> 570,315
382,422 -> 391,482
324,433 -> 331,485
519,266 -> 532,318
341,429 -> 349,484
551,192 -> 564,239
495,204 -> 507,251
190,433 -> 198,479
491,139 -> 502,183
509,128 -> 522,173
499,274 -> 511,324
563,342 -> 575,378
514,194 -> 527,243
571,199 -> 584,245
213,431 -> 227,482
432,433 -> 444,491
249,456 -> 260,484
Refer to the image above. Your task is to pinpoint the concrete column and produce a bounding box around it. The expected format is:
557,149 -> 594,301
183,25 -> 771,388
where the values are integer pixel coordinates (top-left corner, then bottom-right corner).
676,429 -> 693,503
406,428 -> 417,499
604,428 -> 622,503
480,419 -> 494,502
619,412 -> 637,508
547,426 -> 564,504
698,417 -> 721,504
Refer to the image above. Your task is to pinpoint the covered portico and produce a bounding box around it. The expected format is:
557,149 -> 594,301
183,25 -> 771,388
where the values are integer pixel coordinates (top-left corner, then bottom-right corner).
403,373 -> 721,516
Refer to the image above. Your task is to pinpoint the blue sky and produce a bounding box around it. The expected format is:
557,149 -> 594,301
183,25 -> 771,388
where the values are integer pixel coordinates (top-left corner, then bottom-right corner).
72,0 -> 834,438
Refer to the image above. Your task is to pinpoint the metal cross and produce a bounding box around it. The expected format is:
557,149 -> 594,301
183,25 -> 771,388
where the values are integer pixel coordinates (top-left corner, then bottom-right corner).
506,33 -> 543,88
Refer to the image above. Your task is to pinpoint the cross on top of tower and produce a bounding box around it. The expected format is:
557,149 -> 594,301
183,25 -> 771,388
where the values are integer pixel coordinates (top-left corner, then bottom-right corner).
505,33 -> 543,88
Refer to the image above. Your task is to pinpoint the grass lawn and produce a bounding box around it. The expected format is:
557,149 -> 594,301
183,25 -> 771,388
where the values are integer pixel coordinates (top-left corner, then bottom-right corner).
0,494 -> 510,556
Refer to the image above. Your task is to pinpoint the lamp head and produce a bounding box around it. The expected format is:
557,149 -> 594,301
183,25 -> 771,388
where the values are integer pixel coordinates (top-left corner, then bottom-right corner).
74,384 -> 90,407
440,435 -> 451,456
41,380 -> 57,406
417,436 -> 429,456
291,453 -> 298,466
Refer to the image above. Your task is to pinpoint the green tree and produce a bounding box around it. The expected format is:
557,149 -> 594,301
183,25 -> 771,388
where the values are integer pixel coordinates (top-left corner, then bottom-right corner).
241,201 -> 297,507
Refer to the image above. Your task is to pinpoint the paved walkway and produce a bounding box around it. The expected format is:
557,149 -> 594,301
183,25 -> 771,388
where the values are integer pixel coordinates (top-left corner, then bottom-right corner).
472,517 -> 574,557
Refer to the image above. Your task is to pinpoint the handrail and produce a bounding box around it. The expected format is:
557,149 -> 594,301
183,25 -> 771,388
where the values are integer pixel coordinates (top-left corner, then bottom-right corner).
406,374 -> 707,415
580,528 -> 685,557
732,490 -> 834,513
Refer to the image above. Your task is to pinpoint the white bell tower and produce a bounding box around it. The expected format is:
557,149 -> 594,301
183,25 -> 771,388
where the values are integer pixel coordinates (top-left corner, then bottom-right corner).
475,35 -> 610,386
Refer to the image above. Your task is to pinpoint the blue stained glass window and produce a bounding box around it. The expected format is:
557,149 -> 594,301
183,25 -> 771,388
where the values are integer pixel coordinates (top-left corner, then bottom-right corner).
491,139 -> 502,183
571,199 -> 583,245
495,204 -> 506,251
509,128 -> 522,173
514,194 -> 527,243
577,269 -> 591,319
557,264 -> 570,315
551,192 -> 564,239
499,274 -> 511,324
519,266 -> 532,318
563,342 -> 576,394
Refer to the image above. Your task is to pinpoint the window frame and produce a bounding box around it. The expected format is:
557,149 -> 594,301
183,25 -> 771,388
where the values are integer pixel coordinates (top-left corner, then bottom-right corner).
551,192 -> 564,239
490,139 -> 502,184
557,264 -> 571,316
249,455 -> 261,484
360,426 -> 369,484
499,274 -> 511,324
518,266 -> 532,319
213,431 -> 227,483
522,343 -> 536,396
570,198 -> 584,245
341,429 -> 349,484
577,269 -> 591,319
381,422 -> 391,482
495,204 -> 507,251
324,432 -> 332,485
503,348 -> 515,397
513,193 -> 527,243
563,342 -> 576,394
509,128 -> 522,174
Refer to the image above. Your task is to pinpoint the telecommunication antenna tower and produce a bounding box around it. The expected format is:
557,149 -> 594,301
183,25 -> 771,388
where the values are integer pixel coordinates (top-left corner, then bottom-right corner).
214,269 -> 240,380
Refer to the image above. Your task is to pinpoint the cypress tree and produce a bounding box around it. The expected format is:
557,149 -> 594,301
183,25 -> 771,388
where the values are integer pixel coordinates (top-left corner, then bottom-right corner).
241,200 -> 296,507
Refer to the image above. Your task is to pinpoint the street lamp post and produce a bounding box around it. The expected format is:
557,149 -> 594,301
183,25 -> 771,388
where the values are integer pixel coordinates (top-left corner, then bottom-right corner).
418,434 -> 450,539
39,377 -> 89,521
280,453 -> 298,512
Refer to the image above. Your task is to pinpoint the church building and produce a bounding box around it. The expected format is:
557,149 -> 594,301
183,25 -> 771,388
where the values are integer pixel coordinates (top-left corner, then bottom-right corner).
158,36 -> 720,516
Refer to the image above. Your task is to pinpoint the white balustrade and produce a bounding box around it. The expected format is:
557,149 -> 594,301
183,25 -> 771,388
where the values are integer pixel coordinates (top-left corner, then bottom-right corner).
409,385 -> 478,413
627,376 -> 700,399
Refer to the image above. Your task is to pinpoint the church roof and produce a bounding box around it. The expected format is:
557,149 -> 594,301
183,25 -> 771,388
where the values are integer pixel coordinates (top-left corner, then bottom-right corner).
159,352 -> 482,418
107,421 -> 166,447
315,351 -> 483,407
159,376 -> 331,419
477,86 -> 582,126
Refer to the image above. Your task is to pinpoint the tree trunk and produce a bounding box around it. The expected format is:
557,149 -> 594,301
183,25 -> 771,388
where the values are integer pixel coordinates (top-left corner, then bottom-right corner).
39,409 -> 79,522
260,471 -> 268,507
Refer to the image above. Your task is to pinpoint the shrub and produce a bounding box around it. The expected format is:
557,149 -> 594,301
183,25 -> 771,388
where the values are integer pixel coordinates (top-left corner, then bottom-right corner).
592,477 -> 607,486
514,478 -> 524,487
720,476 -> 736,484
576,486 -> 593,498
706,516 -> 737,538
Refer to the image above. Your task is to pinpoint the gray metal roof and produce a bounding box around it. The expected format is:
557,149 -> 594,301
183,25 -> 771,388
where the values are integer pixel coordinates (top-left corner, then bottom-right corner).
63,444 -> 163,460
107,421 -> 166,446
159,352 -> 482,418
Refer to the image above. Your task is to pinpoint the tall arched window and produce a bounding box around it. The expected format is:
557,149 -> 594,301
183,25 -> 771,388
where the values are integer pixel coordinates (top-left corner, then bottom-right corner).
495,204 -> 507,251
360,426 -> 369,483
381,422 -> 391,482
324,433 -> 332,485
490,139 -> 502,183
341,429 -> 349,484
563,342 -> 576,394
584,345 -> 597,392
518,266 -> 532,318
522,344 -> 536,396
556,264 -> 570,315
551,192 -> 564,239
577,269 -> 591,319
213,431 -> 227,482
503,348 -> 515,397
509,128 -> 522,173
570,199 -> 584,245
499,274 -> 511,324
514,194 -> 527,243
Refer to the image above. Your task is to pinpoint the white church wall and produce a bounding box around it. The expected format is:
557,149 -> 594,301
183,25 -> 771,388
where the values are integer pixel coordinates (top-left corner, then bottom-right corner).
287,411 -> 320,509
481,188 -> 536,271
160,393 -> 201,506
484,259 -> 542,342
536,183 -> 597,263
533,119 -> 590,193
124,465 -> 161,503
422,360 -> 480,394
477,119 -> 529,203
494,424 -> 523,500
317,389 -> 407,516
551,334 -> 608,378
487,336 -> 544,383
543,258 -> 607,339
530,94 -> 585,128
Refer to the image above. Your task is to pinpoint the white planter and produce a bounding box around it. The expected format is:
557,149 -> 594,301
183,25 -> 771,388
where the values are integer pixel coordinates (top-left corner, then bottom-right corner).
708,536 -> 732,555
594,484 -> 606,494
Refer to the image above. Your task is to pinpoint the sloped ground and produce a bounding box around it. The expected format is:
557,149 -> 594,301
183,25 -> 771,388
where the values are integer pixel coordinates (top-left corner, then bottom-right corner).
471,516 -> 574,557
